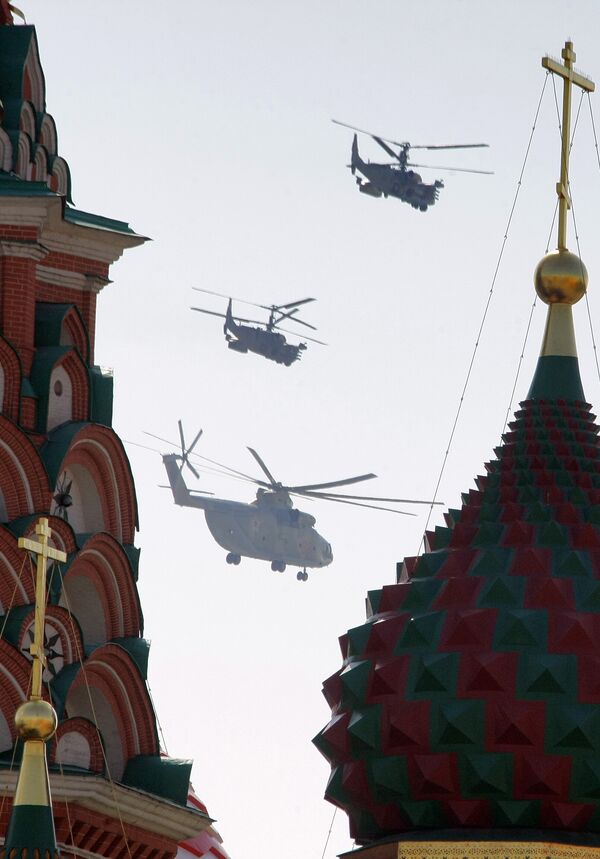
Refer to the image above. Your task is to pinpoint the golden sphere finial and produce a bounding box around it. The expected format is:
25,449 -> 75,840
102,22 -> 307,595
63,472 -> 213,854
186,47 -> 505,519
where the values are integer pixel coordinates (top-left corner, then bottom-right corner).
534,249 -> 588,305
14,699 -> 57,742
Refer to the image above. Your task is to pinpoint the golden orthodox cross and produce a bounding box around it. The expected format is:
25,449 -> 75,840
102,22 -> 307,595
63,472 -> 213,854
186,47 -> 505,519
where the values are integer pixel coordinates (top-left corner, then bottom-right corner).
542,41 -> 594,252
18,518 -> 67,700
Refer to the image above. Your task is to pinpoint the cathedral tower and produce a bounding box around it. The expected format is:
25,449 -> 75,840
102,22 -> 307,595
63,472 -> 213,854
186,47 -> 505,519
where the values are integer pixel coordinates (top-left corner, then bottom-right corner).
0,8 -> 228,857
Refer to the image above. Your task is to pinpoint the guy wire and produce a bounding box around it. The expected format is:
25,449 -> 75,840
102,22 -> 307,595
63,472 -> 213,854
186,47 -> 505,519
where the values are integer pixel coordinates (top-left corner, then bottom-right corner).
57,561 -> 134,859
320,806 -> 337,859
416,72 -> 550,558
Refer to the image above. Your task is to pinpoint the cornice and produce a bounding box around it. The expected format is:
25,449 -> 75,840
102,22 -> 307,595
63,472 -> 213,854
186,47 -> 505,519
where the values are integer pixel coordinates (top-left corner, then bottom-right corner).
0,770 -> 211,842
36,265 -> 111,294
43,209 -> 147,265
0,239 -> 48,261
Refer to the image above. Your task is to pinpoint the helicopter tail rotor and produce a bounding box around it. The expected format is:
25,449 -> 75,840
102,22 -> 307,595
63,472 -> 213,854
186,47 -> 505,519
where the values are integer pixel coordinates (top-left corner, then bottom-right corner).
177,420 -> 202,479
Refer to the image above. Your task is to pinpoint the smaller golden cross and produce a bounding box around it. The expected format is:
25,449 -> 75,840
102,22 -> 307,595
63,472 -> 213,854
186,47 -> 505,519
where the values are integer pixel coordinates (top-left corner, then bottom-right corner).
542,42 -> 595,252
18,518 -> 67,700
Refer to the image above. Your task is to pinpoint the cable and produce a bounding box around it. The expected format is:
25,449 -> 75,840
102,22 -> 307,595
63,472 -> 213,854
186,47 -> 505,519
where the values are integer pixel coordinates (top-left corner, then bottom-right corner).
319,806 -> 337,859
415,72 -> 550,558
57,562 -> 134,859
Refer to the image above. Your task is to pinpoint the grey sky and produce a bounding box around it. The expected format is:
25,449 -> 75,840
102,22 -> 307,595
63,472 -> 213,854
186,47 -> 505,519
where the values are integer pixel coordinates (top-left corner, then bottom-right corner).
24,1 -> 600,856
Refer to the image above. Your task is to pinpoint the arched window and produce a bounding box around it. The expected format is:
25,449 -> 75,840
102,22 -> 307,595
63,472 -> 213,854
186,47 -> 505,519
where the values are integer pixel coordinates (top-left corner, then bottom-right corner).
39,115 -> 57,155
18,102 -> 36,141
0,128 -> 12,172
33,145 -> 48,184
47,364 -> 73,430
52,464 -> 105,535
15,132 -> 31,180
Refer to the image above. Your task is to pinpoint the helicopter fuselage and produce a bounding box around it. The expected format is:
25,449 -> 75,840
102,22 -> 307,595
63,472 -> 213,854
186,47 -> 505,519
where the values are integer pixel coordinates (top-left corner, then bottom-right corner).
350,135 -> 443,210
163,454 -> 333,569
225,300 -> 305,366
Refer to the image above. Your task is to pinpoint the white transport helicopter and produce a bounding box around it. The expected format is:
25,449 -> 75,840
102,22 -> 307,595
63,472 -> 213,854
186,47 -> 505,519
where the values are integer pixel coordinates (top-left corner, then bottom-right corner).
149,423 -> 440,582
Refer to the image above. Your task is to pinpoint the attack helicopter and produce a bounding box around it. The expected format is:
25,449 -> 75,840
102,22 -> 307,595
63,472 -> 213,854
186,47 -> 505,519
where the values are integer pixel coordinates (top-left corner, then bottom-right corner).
148,423 -> 441,582
190,288 -> 326,366
332,119 -> 492,211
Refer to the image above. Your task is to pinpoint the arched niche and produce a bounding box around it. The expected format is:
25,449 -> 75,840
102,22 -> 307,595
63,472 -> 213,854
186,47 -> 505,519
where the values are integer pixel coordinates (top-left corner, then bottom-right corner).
59,533 -> 141,647
46,425 -> 138,544
32,143 -> 48,183
48,155 -> 70,198
0,127 -> 12,172
34,303 -> 90,365
65,644 -> 158,781
47,364 -> 73,430
53,717 -> 104,773
0,415 -> 51,521
15,130 -> 31,179
18,101 -> 36,141
51,462 -> 104,535
39,114 -> 57,156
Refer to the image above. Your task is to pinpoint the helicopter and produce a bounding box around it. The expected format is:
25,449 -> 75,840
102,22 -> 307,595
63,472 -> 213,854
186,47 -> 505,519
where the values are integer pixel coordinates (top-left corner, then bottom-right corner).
332,119 -> 492,211
190,288 -> 326,366
149,422 -> 441,582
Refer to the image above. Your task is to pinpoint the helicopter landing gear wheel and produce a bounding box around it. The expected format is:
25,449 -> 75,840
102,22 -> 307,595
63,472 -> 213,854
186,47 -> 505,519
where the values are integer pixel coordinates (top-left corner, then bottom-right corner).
226,552 -> 241,565
419,205 -> 427,212
297,569 -> 308,582
271,560 -> 286,572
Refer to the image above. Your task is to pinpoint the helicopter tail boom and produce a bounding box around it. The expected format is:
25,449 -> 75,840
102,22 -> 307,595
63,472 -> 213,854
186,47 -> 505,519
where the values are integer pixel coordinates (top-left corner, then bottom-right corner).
163,453 -> 210,510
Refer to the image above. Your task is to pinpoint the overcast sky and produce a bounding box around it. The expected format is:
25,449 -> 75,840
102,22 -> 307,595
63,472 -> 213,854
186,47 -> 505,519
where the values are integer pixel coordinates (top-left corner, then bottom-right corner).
21,2 -> 600,857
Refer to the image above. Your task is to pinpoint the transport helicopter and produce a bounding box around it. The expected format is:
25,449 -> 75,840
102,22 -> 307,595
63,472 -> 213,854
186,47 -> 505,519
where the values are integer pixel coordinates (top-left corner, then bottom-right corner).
147,423 -> 441,582
190,288 -> 326,366
332,119 -> 492,210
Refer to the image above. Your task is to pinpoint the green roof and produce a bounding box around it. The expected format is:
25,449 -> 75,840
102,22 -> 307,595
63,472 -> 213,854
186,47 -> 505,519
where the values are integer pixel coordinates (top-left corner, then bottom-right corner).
0,170 -> 57,197
64,205 -> 142,238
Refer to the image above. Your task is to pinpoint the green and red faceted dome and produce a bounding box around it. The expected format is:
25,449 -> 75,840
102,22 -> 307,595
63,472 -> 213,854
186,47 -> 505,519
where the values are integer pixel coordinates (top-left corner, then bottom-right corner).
314,256 -> 600,847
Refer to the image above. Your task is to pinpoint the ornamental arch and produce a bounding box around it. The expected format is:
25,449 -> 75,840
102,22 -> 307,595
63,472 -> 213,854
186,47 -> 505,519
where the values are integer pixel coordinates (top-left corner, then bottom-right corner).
47,424 -> 137,543
65,644 -> 158,781
59,532 -> 142,647
0,415 -> 50,521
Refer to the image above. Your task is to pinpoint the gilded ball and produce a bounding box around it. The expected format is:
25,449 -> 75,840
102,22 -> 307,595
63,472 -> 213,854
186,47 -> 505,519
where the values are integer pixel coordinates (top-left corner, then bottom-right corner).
534,250 -> 588,305
14,699 -> 57,741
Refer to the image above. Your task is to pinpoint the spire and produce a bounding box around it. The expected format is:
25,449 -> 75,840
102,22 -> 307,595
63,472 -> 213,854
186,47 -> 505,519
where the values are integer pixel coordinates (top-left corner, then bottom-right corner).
528,42 -> 594,402
2,519 -> 66,859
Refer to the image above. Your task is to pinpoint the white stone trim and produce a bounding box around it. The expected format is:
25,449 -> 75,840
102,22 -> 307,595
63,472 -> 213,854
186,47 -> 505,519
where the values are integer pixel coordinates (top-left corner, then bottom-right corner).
0,239 -> 48,260
36,265 -> 87,291
0,771 -> 211,841
41,228 -> 144,265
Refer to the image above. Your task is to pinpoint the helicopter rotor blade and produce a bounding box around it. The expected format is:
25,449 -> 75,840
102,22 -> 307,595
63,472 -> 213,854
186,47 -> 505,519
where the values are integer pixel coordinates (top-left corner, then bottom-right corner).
410,143 -> 489,150
192,287 -> 271,312
372,135 -> 402,160
300,490 -> 444,505
409,162 -> 494,175
292,491 -> 416,516
272,297 -> 316,311
247,447 -> 279,486
286,473 -> 376,493
187,428 -> 204,457
190,307 -> 266,325
178,419 -> 186,454
274,309 -> 318,331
